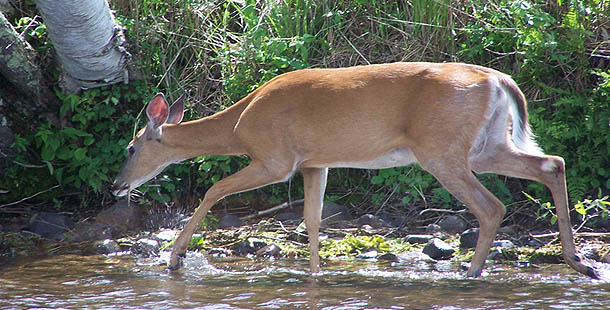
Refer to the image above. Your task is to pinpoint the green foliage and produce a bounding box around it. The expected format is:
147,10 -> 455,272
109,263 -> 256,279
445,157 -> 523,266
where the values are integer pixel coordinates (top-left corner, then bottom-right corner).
2,83 -> 145,206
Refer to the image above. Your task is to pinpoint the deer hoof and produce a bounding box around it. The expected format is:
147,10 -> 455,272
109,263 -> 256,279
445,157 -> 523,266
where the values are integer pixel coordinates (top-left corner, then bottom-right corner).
168,252 -> 183,270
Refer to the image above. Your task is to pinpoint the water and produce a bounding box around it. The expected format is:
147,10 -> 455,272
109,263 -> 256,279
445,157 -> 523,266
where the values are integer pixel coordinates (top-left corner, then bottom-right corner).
1,252 -> 608,309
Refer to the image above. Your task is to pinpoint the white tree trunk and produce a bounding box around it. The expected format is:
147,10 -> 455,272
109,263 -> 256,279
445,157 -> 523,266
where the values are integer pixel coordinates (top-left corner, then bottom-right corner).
35,0 -> 130,92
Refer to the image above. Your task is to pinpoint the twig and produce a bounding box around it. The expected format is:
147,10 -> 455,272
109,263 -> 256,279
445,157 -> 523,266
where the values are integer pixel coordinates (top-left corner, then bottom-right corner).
419,208 -> 467,215
531,231 -> 610,238
240,199 -> 304,221
0,184 -> 60,208
338,31 -> 370,65
0,149 -> 46,168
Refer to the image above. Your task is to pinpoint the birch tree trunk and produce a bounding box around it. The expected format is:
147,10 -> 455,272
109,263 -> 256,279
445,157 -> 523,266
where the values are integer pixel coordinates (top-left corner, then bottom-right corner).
35,0 -> 130,92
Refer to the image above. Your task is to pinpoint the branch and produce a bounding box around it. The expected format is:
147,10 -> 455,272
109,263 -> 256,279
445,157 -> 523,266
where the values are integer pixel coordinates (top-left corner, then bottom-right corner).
0,184 -> 60,208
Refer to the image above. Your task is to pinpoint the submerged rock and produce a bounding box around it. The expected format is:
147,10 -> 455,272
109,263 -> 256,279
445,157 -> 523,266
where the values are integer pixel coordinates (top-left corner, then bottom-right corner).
93,239 -> 121,254
232,239 -> 267,256
131,238 -> 160,257
256,244 -> 282,258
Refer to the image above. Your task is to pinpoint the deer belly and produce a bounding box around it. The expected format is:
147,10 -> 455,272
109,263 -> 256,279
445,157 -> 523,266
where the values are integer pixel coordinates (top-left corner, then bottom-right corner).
328,147 -> 417,169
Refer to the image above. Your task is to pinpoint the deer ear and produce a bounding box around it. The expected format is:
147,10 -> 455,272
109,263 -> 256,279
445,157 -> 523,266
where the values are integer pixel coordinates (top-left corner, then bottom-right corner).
146,93 -> 169,130
167,93 -> 185,124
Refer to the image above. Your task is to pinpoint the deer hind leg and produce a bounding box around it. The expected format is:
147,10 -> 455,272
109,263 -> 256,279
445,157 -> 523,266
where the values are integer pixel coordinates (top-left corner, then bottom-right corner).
419,157 -> 506,277
301,167 -> 328,273
169,159 -> 296,270
470,145 -> 600,278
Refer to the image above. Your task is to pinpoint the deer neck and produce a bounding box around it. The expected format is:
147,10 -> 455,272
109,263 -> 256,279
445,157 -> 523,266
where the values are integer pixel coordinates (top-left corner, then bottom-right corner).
162,104 -> 246,161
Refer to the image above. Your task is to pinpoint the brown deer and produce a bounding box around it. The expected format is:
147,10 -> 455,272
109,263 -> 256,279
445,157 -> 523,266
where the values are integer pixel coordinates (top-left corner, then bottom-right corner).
112,62 -> 600,278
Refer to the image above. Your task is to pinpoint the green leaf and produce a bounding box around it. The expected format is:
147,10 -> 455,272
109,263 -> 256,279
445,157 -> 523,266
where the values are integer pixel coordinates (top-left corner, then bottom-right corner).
74,148 -> 87,161
371,175 -> 384,184
41,145 -> 55,161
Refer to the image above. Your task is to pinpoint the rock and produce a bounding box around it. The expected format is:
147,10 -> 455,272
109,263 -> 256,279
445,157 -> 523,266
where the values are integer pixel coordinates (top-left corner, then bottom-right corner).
425,224 -> 442,234
274,212 -> 302,225
28,212 -> 75,240
209,247 -> 231,257
321,202 -> 352,223
492,239 -> 515,249
460,228 -> 479,249
218,215 -> 244,229
93,239 -> 121,254
256,244 -> 282,258
378,213 -> 404,227
356,214 -> 390,229
96,200 -> 143,234
438,215 -> 466,234
72,223 -> 117,241
232,239 -> 267,256
527,238 -> 545,247
422,238 -> 455,260
378,252 -> 398,262
356,249 -> 378,260
601,252 -> 610,264
152,229 -> 176,242
131,238 -> 160,257
405,234 -> 434,244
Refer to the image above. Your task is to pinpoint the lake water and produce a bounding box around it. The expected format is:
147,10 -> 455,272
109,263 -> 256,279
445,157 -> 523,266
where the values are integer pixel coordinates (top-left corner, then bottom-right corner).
1,251 -> 608,309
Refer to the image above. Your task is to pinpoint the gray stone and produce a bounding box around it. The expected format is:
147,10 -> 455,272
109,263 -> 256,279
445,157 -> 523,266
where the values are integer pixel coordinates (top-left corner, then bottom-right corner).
28,212 -> 74,239
321,202 -> 352,223
405,234 -> 434,244
356,214 -> 390,229
256,244 -> 282,258
492,239 -> 515,249
232,239 -> 267,256
131,238 -> 160,257
72,223 -> 117,241
422,238 -> 455,260
460,228 -> 479,249
219,215 -> 244,229
438,215 -> 467,234
425,223 -> 442,234
93,239 -> 121,254
96,200 -> 143,234
274,212 -> 302,224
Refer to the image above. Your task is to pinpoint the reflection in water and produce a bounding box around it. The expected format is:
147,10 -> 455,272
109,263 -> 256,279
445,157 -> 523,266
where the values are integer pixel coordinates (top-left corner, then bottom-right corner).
0,252 -> 608,309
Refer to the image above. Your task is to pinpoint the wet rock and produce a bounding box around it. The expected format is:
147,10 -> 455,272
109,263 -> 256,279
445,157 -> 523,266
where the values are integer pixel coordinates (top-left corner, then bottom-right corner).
28,212 -> 75,240
487,248 -> 516,261
425,224 -> 442,234
72,223 -> 117,241
152,229 -> 176,242
405,234 -> 434,244
232,239 -> 267,256
601,252 -> 610,264
356,214 -> 391,229
580,246 -> 601,261
356,249 -> 378,260
209,247 -> 231,257
438,215 -> 466,234
492,240 -> 515,249
422,238 -> 455,260
95,200 -> 143,235
460,228 -> 479,249
378,252 -> 398,262
321,202 -> 352,223
527,238 -> 545,247
219,215 -> 244,229
93,239 -> 121,254
274,212 -> 302,225
256,244 -> 282,258
131,238 -> 159,257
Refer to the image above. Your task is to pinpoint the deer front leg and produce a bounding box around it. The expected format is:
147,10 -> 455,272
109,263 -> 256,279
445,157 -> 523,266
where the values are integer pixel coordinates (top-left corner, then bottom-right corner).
169,161 -> 296,270
301,167 -> 328,273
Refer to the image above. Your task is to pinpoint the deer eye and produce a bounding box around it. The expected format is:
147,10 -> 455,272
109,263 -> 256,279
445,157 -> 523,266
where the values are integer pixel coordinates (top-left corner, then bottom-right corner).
128,146 -> 135,156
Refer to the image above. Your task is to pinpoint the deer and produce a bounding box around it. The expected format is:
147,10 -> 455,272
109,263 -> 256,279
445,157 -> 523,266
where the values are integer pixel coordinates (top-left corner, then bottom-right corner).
112,62 -> 602,279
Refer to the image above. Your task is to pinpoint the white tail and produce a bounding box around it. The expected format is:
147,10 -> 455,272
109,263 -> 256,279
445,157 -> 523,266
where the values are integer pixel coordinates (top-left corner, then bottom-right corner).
112,62 -> 599,278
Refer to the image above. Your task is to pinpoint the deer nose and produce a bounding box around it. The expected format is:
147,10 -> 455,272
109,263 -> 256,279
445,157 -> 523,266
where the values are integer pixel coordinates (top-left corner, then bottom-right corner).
111,180 -> 129,197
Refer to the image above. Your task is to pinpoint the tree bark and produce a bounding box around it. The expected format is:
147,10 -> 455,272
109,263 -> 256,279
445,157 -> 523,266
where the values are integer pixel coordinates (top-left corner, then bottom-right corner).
35,0 -> 130,92
0,12 -> 49,108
